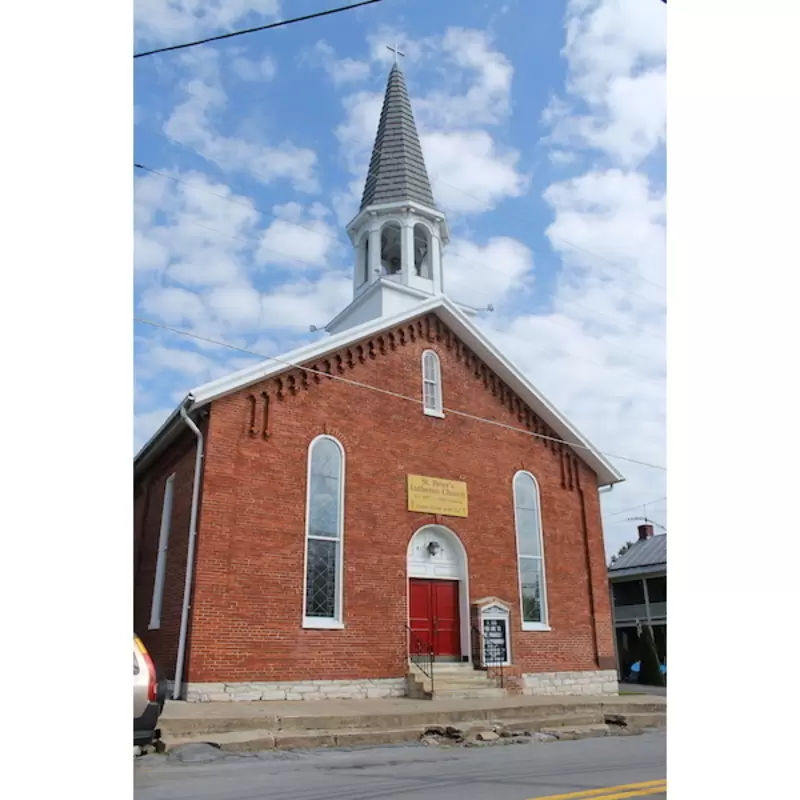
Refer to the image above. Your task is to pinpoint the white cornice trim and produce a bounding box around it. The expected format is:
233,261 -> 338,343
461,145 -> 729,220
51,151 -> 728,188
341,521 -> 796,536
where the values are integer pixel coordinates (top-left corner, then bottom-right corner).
134,296 -> 625,487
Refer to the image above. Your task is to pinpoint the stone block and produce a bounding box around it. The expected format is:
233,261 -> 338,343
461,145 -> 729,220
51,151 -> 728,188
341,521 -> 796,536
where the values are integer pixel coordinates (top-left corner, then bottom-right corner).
229,692 -> 263,702
205,693 -> 233,702
260,690 -> 287,700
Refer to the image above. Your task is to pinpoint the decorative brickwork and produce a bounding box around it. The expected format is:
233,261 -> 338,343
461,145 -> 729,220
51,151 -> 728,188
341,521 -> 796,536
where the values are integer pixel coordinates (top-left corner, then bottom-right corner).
133,313 -> 615,690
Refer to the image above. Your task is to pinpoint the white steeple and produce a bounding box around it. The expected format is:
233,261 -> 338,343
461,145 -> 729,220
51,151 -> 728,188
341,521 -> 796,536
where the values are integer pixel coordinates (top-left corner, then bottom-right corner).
325,61 -> 474,335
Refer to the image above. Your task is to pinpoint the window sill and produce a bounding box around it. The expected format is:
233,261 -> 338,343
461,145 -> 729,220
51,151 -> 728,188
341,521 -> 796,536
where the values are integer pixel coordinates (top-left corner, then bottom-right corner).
303,618 -> 345,630
423,410 -> 445,419
521,622 -> 551,632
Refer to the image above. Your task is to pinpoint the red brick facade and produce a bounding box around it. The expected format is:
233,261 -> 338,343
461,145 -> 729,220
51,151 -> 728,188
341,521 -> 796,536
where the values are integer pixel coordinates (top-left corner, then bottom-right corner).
133,313 -> 615,685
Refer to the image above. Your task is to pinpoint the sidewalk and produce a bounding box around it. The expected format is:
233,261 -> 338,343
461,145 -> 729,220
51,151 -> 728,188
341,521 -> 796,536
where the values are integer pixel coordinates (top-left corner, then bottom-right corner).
161,692 -> 665,722
158,693 -> 667,753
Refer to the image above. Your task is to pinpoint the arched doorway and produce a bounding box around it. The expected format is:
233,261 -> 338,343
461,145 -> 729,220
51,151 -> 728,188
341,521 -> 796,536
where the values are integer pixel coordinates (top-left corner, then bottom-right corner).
406,525 -> 470,662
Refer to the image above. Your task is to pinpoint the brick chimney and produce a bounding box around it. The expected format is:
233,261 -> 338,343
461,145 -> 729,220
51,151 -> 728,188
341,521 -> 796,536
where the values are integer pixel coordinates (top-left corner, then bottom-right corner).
638,523 -> 654,541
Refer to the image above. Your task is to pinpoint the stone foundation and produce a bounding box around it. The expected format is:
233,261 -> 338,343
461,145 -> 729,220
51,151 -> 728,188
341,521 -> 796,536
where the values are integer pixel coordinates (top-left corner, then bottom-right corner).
183,678 -> 407,703
521,669 -> 618,696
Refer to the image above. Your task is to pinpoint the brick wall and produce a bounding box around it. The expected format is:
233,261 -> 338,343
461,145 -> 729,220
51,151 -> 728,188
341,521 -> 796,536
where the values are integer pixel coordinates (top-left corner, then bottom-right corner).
133,423 -> 205,681
178,314 -> 615,683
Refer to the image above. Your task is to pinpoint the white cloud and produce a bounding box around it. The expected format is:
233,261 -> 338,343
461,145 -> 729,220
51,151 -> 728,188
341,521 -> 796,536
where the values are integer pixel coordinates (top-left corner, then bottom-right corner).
163,59 -> 319,192
414,28 -> 513,129
135,0 -> 281,45
139,286 -> 207,325
134,407 -> 175,453
443,237 -> 534,309
135,169 -> 260,287
334,28 -> 527,217
261,272 -> 352,331
205,284 -> 263,326
133,9 -> 666,558
310,41 -> 371,85
423,131 -> 528,213
546,0 -> 667,165
257,202 -> 342,268
230,54 -> 278,82
145,344 -> 214,376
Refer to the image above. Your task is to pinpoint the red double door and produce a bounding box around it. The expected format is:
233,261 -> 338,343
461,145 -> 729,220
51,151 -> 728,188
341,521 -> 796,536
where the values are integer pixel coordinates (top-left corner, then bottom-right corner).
409,578 -> 461,658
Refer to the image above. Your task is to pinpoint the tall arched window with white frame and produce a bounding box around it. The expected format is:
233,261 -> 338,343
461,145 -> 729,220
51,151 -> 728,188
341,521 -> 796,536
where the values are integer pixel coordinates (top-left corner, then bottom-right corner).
513,471 -> 549,630
303,436 -> 345,628
421,349 -> 443,417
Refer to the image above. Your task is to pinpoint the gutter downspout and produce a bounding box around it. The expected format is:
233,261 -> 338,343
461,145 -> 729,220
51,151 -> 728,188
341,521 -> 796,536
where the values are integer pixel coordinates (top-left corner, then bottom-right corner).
173,395 -> 204,701
599,485 -> 614,494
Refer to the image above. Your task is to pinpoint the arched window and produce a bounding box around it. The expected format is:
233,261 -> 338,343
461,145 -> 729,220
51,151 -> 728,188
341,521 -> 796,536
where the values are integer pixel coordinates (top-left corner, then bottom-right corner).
357,234 -> 369,286
513,471 -> 549,629
421,350 -> 443,417
414,223 -> 432,278
303,436 -> 345,627
380,222 -> 403,275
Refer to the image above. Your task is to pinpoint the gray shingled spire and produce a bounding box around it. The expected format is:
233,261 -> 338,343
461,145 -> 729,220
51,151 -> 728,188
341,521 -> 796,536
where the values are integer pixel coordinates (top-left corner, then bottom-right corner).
359,64 -> 436,211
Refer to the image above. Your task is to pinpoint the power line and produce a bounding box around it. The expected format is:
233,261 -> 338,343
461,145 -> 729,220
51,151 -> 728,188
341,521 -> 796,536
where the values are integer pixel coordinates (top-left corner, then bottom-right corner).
133,162 -> 666,357
604,496 -> 667,518
142,209 -> 664,374
140,111 -> 667,309
134,1 -> 385,59
133,316 -> 667,473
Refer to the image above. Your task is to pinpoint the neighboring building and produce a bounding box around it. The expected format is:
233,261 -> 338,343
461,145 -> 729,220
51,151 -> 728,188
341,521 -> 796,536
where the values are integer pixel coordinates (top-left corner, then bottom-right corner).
608,524 -> 667,678
133,62 -> 626,703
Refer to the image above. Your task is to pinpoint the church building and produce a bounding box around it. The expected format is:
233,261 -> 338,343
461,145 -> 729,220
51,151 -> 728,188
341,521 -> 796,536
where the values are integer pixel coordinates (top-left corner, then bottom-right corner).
134,62 -> 625,702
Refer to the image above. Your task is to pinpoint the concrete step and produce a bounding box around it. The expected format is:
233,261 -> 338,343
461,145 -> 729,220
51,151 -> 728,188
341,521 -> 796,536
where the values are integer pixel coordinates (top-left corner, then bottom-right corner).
163,711 -> 666,753
419,676 -> 501,687
433,688 -> 508,699
166,726 -> 424,752
160,698 -> 666,738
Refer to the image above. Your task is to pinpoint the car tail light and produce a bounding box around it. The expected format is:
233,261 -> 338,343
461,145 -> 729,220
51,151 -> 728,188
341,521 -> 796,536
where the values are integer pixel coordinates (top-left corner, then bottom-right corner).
135,637 -> 158,703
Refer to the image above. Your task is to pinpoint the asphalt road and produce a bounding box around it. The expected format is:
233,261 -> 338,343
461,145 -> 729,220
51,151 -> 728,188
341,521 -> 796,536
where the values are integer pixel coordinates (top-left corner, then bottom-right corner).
134,730 -> 666,800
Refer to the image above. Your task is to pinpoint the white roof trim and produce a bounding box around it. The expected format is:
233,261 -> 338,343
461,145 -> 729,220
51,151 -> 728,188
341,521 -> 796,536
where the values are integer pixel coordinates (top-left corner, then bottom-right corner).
135,296 -> 624,486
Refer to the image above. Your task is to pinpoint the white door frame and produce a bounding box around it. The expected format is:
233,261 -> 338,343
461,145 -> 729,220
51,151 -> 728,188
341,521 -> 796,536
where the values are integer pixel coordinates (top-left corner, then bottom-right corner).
406,524 -> 471,662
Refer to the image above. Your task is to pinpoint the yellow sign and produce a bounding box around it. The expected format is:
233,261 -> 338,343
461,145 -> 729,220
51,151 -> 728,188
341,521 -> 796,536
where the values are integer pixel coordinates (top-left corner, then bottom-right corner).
407,474 -> 468,518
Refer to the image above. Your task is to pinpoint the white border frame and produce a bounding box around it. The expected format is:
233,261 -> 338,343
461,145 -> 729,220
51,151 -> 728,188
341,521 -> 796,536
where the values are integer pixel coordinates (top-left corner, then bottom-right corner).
512,470 -> 551,632
302,434 -> 346,630
421,349 -> 445,418
478,602 -> 513,667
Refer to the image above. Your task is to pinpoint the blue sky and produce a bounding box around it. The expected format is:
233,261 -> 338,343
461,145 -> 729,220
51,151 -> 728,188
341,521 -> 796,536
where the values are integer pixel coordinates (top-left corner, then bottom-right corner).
133,0 -> 666,555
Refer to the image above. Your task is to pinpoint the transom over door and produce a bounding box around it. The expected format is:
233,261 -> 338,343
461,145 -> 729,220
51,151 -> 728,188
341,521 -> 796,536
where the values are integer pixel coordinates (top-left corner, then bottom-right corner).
409,578 -> 460,657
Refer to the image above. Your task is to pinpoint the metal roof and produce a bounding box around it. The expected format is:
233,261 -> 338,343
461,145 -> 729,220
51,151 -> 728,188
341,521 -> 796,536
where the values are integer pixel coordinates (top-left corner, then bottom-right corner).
360,64 -> 436,211
608,534 -> 667,574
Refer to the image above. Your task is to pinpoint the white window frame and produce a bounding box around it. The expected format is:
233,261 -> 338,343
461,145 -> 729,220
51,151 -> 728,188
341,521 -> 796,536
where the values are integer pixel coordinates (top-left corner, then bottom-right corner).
512,470 -> 550,631
421,349 -> 444,418
148,473 -> 175,631
302,435 -> 346,629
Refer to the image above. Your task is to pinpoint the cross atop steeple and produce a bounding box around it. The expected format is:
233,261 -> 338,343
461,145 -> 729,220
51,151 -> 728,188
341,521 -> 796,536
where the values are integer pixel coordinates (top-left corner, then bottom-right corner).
386,43 -> 405,64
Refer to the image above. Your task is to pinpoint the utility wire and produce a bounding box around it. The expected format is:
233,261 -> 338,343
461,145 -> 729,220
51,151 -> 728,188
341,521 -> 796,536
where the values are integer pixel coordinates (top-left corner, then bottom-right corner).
133,316 -> 666,473
147,210 -> 664,372
134,162 -> 667,340
134,1 -> 385,59
605,496 -> 666,517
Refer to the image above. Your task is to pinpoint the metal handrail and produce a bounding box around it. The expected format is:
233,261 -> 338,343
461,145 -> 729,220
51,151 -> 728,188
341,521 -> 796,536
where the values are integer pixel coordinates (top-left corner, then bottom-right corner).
406,626 -> 435,696
470,624 -> 505,688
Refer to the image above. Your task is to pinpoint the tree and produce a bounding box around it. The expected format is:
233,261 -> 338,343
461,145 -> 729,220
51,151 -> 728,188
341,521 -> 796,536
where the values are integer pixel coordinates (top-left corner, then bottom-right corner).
609,541 -> 634,566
